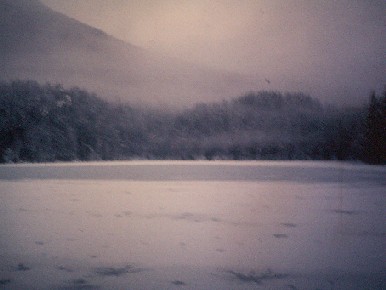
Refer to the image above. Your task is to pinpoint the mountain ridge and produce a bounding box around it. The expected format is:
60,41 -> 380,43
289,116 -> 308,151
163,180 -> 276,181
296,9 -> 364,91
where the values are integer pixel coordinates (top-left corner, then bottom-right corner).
0,0 -> 258,107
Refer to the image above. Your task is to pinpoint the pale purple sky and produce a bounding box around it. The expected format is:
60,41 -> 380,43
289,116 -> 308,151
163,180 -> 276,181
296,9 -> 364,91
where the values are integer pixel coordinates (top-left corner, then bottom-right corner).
40,0 -> 385,103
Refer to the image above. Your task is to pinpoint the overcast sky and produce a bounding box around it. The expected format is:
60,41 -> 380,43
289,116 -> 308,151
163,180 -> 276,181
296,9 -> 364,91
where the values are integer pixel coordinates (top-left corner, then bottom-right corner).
40,0 -> 385,103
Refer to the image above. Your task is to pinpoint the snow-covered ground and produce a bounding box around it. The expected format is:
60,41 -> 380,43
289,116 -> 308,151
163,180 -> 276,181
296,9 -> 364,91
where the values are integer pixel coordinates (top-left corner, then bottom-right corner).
0,161 -> 385,289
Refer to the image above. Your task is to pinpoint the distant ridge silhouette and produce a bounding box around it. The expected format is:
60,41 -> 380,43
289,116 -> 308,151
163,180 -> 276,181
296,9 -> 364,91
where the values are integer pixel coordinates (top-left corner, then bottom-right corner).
0,0 -> 256,106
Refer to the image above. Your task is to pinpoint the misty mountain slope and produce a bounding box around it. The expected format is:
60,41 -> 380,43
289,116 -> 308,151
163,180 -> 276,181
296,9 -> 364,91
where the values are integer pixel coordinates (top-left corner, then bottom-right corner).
0,0 -> 257,106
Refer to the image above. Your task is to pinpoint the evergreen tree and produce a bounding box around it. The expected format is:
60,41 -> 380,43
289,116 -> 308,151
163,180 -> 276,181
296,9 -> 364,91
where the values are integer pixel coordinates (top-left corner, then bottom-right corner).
363,91 -> 386,164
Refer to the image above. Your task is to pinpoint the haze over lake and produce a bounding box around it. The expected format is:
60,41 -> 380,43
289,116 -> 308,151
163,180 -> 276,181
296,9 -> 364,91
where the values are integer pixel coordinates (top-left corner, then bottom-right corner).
1,1 -> 385,288
0,161 -> 385,289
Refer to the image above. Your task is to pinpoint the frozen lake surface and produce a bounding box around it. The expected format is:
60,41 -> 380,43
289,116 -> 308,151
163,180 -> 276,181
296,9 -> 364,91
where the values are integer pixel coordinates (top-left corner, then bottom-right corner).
0,161 -> 385,289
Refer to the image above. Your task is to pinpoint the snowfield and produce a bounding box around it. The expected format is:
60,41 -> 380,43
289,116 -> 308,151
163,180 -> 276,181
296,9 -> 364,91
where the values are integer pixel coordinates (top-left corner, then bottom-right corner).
0,161 -> 385,289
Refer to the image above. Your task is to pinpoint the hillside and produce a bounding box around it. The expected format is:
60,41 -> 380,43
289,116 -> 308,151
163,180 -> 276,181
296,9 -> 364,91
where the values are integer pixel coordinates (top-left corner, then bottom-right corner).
0,0 -> 256,107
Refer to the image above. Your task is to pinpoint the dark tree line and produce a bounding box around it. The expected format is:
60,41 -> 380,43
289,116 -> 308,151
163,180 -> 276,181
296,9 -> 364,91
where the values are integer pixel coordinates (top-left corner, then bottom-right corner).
0,80 -> 384,164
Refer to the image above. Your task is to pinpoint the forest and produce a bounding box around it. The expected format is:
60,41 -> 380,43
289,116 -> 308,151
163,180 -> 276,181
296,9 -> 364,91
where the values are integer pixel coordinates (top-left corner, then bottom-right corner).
0,80 -> 384,164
